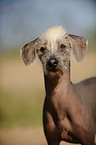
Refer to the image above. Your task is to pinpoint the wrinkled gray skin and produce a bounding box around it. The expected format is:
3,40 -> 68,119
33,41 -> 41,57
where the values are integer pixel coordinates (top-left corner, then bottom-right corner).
21,26 -> 96,145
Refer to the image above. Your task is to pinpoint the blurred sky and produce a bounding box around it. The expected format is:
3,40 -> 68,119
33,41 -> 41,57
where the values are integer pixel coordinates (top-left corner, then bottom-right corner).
0,0 -> 96,50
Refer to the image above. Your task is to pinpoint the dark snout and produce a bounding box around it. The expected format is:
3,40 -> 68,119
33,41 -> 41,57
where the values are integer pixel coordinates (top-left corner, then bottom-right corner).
46,58 -> 58,71
45,57 -> 63,77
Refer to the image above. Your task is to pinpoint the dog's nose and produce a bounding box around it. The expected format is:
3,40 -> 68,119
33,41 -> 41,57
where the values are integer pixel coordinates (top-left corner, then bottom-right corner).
47,58 -> 58,68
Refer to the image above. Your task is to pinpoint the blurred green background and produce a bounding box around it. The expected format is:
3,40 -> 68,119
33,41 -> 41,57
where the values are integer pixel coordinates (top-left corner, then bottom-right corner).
0,0 -> 96,145
0,49 -> 45,128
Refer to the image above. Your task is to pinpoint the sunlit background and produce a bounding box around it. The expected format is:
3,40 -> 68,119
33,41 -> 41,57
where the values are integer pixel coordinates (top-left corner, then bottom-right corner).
0,0 -> 96,145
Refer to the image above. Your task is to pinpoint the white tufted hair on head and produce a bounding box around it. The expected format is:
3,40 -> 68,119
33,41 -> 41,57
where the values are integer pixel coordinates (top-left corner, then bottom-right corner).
40,25 -> 66,42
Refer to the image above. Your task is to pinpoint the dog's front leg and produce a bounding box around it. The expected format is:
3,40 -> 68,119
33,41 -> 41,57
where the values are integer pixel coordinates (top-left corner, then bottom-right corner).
43,107 -> 60,145
43,122 -> 59,145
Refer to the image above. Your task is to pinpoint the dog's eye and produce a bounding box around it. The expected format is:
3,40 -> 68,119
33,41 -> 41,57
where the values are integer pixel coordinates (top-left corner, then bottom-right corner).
60,44 -> 66,49
40,47 -> 45,52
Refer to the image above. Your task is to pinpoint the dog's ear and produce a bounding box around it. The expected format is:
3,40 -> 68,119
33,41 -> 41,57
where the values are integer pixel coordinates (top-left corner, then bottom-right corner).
20,38 -> 38,66
68,34 -> 88,62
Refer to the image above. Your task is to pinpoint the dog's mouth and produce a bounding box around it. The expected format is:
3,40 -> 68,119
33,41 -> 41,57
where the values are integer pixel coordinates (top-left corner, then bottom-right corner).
45,66 -> 63,78
44,58 -> 63,77
45,69 -> 63,78
46,66 -> 58,72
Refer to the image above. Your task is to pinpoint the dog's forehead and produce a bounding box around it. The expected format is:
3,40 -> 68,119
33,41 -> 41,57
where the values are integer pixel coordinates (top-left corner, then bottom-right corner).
39,26 -> 66,50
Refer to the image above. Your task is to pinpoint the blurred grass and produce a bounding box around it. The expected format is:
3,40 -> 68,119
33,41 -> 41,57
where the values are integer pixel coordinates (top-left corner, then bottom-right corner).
0,47 -> 96,128
0,48 -> 45,128
0,89 -> 44,128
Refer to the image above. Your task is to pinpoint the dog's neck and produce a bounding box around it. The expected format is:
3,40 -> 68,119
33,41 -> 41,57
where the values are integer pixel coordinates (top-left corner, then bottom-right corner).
44,69 -> 70,97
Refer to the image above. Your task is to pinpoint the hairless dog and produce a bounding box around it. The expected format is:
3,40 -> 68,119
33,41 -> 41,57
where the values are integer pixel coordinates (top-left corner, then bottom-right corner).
21,26 -> 96,145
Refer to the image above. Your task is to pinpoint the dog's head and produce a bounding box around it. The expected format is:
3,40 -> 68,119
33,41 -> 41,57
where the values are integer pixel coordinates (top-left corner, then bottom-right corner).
21,26 -> 88,78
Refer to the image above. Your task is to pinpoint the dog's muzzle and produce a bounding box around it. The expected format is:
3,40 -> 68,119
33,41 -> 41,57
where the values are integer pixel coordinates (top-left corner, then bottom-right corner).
46,58 -> 58,71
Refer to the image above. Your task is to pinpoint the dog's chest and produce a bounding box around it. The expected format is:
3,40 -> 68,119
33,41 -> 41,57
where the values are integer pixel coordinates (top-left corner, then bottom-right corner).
44,94 -> 80,143
56,117 -> 79,143
49,96 -> 80,142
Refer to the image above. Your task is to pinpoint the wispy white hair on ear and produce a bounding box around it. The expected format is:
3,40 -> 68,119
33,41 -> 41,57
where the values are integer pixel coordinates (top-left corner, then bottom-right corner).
40,26 -> 66,42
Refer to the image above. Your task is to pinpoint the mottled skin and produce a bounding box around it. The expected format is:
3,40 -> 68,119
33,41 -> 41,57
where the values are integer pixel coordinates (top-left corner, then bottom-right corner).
43,74 -> 96,145
21,26 -> 96,145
